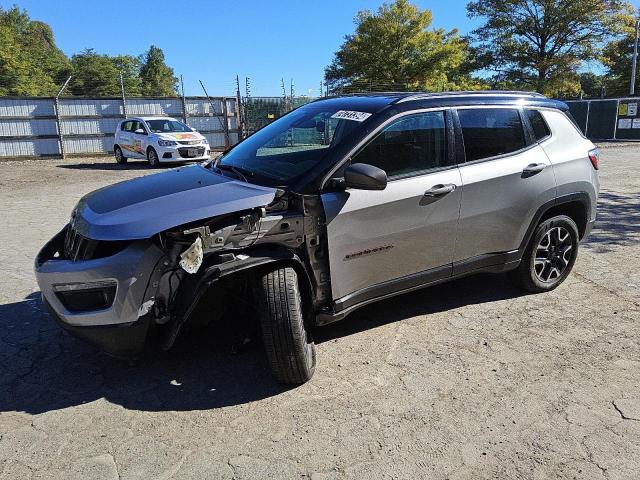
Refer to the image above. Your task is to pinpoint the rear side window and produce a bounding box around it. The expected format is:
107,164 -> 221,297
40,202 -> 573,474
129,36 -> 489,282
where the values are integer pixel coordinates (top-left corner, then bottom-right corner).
353,111 -> 447,178
458,108 -> 526,161
525,109 -> 551,141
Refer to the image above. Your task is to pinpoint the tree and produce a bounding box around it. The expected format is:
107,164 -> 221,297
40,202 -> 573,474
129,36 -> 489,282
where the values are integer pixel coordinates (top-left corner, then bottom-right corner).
602,11 -> 640,96
0,6 -> 71,96
579,72 -> 605,97
139,46 -> 177,96
69,49 -> 122,96
324,0 -> 485,93
467,0 -> 633,96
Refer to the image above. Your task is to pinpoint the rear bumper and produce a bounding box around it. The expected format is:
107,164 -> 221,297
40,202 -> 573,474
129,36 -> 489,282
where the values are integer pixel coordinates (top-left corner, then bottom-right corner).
34,229 -> 165,356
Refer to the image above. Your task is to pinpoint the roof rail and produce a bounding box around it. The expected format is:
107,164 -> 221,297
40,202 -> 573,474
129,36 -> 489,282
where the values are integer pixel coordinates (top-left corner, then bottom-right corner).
395,90 -> 546,103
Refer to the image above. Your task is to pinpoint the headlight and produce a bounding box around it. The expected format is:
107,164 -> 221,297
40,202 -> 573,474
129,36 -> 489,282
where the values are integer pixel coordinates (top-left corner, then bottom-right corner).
158,139 -> 177,147
201,138 -> 209,145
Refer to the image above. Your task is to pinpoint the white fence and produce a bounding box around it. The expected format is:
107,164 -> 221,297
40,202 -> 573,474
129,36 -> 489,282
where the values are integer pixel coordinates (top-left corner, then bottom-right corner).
0,96 -> 241,159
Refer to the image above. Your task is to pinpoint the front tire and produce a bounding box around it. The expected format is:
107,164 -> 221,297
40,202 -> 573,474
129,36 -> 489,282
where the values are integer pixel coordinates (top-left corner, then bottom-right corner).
147,147 -> 160,167
114,145 -> 127,164
509,215 -> 579,293
257,267 -> 316,384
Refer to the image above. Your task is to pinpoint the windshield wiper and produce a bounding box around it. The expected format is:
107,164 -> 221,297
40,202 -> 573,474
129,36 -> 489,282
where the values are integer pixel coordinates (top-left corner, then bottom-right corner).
215,163 -> 253,183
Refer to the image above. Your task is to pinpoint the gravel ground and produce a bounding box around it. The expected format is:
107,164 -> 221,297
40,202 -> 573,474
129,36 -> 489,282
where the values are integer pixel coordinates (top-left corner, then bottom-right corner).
0,150 -> 639,480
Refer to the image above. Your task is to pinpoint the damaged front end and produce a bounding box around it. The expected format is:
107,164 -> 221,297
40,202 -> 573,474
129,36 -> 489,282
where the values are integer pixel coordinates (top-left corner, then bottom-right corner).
35,185 -> 332,357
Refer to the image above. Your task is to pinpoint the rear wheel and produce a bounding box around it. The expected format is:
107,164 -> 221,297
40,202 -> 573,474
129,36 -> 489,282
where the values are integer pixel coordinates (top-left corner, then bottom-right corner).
114,145 -> 127,164
147,147 -> 160,167
257,267 -> 316,384
509,215 -> 579,293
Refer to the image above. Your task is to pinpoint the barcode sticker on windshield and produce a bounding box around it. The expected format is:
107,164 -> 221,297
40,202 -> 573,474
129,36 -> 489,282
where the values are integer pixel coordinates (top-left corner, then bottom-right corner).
331,110 -> 372,122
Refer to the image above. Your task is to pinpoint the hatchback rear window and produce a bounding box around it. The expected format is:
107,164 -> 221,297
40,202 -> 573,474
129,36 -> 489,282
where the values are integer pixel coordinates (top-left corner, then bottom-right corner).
458,108 -> 526,161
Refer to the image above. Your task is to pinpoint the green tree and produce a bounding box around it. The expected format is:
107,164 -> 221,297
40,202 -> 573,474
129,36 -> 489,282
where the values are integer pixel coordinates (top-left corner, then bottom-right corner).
69,49 -> 122,96
139,46 -> 177,96
467,0 -> 633,96
324,0 -> 485,93
602,11 -> 640,96
579,72 -> 606,97
0,6 -> 71,96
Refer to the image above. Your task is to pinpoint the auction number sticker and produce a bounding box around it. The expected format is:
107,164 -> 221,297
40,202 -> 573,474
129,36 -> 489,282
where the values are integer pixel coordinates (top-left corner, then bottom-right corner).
331,110 -> 372,122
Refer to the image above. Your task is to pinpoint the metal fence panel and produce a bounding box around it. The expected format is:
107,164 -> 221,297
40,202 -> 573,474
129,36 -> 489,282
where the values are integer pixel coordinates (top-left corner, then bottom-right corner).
0,138 -> 59,156
63,137 -> 114,154
0,98 -> 55,118
614,99 -> 640,140
0,118 -> 57,137
127,98 -> 183,116
59,98 -> 123,117
60,118 -> 121,136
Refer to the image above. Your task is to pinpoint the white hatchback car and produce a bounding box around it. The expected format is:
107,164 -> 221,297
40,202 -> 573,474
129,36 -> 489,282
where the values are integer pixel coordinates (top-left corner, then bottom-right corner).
113,117 -> 210,166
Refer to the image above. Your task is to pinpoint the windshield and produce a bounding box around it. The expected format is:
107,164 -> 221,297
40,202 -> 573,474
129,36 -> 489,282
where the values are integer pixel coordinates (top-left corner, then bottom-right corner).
146,119 -> 193,133
217,103 -> 366,186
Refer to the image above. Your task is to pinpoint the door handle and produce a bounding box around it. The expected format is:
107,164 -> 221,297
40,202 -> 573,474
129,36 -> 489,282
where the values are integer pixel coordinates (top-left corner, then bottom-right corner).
522,163 -> 546,176
424,183 -> 456,197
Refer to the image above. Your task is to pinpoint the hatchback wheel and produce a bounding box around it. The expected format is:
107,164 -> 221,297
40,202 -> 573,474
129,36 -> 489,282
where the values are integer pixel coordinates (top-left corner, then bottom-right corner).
257,267 -> 316,384
147,147 -> 160,167
509,215 -> 579,293
114,146 -> 127,165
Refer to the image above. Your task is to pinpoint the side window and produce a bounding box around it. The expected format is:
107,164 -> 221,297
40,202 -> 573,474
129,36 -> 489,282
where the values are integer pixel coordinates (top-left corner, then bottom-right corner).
525,109 -> 551,141
458,108 -> 526,161
121,121 -> 133,132
352,111 -> 447,179
132,121 -> 146,134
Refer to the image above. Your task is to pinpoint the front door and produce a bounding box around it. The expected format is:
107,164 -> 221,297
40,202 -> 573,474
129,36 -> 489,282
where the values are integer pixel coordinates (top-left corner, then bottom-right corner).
322,110 -> 462,307
129,120 -> 148,158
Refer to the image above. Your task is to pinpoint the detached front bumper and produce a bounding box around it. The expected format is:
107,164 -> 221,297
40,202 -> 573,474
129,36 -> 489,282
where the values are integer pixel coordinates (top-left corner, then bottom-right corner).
34,228 -> 165,356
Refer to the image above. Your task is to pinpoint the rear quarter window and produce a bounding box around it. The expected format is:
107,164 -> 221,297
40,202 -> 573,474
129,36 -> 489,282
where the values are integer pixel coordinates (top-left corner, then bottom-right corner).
458,108 -> 526,162
525,109 -> 551,141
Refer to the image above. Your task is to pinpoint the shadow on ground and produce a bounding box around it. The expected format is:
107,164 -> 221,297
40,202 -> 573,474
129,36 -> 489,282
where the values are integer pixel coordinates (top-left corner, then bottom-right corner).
582,190 -> 640,252
57,161 -> 180,171
0,274 -> 521,415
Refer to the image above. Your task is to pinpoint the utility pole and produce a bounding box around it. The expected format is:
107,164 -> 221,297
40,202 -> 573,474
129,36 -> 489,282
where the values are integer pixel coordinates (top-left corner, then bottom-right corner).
631,18 -> 639,96
235,75 -> 244,139
290,78 -> 294,99
245,77 -> 251,98
54,76 -> 72,159
119,71 -> 128,118
280,78 -> 287,99
180,75 -> 187,124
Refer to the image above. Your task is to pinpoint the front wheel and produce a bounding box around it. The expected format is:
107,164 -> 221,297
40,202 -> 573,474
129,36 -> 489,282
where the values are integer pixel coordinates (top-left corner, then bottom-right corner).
509,215 -> 579,293
257,267 -> 316,384
147,147 -> 160,167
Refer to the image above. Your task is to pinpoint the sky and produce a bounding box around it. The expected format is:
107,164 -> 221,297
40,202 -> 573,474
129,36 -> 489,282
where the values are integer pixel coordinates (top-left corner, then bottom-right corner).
1,0 -> 482,96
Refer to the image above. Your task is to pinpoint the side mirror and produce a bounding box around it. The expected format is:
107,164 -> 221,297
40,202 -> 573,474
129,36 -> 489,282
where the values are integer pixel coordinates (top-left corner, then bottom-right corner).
134,128 -> 146,135
343,163 -> 387,190
315,120 -> 325,133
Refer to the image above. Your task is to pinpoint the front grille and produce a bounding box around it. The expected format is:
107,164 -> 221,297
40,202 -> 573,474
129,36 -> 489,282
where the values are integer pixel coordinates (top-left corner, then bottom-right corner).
178,147 -> 206,158
177,140 -> 201,145
64,225 -> 130,261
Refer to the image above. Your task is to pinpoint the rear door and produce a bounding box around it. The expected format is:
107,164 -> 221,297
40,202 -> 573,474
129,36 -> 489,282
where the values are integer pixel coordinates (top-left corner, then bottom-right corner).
322,110 -> 462,305
454,107 -> 556,268
117,120 -> 133,157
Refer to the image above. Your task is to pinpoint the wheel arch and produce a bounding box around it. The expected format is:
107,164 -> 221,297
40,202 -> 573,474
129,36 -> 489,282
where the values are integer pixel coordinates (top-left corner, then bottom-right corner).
520,193 -> 591,252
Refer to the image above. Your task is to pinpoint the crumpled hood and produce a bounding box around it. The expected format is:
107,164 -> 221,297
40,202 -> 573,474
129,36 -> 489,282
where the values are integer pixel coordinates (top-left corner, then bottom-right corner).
71,164 -> 277,241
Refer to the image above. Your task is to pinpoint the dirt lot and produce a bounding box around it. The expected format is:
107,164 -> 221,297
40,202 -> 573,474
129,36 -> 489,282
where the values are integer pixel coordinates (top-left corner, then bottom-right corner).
0,148 -> 639,480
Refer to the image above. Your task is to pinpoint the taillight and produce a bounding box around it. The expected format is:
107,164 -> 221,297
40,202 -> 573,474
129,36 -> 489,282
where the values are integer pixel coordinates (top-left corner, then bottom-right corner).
588,148 -> 600,170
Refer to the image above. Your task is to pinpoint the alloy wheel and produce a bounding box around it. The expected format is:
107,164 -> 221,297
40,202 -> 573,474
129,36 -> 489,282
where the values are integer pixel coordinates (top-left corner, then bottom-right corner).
533,226 -> 574,283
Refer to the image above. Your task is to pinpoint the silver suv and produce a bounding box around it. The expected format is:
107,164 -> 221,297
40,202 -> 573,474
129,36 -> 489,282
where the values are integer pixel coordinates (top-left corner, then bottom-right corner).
35,92 -> 599,384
